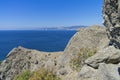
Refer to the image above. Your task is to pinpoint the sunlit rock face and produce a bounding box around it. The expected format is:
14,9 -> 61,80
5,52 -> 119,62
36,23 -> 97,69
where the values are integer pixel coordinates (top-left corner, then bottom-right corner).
103,0 -> 120,48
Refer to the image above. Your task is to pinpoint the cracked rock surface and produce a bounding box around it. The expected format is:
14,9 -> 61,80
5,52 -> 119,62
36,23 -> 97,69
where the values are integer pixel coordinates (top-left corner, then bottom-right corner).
103,0 -> 120,48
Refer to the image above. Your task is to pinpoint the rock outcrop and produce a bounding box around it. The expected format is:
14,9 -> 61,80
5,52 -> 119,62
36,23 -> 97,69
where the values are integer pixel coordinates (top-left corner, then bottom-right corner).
103,0 -> 120,48
75,1 -> 120,80
56,26 -> 109,80
85,46 -> 120,68
77,0 -> 120,79
78,46 -> 120,80
0,46 -> 63,80
59,25 -> 109,65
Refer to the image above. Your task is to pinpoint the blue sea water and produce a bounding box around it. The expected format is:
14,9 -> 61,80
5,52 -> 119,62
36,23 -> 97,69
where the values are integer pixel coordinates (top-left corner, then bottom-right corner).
0,30 -> 76,60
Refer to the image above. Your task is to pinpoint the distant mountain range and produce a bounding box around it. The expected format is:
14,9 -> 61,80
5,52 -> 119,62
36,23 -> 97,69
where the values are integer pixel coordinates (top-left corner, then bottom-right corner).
0,25 -> 87,30
37,25 -> 87,30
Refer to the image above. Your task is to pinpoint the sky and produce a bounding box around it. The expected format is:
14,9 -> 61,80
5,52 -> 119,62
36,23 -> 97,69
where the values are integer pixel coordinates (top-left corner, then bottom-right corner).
0,0 -> 103,30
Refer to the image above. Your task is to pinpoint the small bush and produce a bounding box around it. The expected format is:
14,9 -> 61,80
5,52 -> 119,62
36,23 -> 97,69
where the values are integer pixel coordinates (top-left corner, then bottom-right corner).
14,70 -> 31,80
70,48 -> 97,71
29,68 -> 61,80
0,61 -> 2,65
13,68 -> 61,80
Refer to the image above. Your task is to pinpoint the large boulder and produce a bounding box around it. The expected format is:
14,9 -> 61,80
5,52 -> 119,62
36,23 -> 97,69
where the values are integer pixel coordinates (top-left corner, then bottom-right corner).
78,46 -> 120,80
85,46 -> 120,68
78,63 -> 120,80
103,0 -> 120,48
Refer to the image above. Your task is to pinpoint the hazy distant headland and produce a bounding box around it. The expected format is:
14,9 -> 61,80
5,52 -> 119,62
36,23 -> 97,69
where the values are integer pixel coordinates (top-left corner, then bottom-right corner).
34,25 -> 87,30
0,25 -> 87,30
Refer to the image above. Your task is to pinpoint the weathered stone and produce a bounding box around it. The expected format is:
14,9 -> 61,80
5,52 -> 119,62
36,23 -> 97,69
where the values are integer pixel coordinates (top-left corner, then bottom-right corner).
78,63 -> 120,80
57,25 -> 109,80
58,68 -> 67,75
59,25 -> 109,66
0,46 -> 63,80
98,63 -> 120,80
78,65 -> 98,80
103,0 -> 120,48
85,46 -> 120,68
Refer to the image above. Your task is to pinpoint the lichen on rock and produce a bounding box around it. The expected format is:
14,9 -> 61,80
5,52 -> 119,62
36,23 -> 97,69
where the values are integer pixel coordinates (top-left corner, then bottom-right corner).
103,0 -> 120,48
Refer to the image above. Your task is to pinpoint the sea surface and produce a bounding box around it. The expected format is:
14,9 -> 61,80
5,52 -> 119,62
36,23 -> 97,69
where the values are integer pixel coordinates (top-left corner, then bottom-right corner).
0,30 -> 76,60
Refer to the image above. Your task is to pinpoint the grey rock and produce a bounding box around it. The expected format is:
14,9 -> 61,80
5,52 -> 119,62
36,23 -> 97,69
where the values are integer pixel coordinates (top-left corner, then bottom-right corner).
57,25 -> 109,80
78,63 -> 120,80
59,25 -> 109,66
79,45 -> 120,80
103,0 -> 120,48
98,63 -> 120,80
0,46 -> 63,80
58,68 -> 67,75
78,65 -> 98,80
85,46 -> 120,68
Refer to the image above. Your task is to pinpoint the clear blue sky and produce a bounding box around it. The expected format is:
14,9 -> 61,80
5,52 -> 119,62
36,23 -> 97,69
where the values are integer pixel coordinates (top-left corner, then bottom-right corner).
0,0 -> 103,30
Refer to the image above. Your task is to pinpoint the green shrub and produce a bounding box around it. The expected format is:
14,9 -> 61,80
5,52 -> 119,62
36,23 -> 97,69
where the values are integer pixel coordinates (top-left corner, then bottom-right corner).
0,61 -> 2,65
14,70 -> 31,80
29,68 -> 61,80
70,48 -> 97,71
14,68 -> 61,80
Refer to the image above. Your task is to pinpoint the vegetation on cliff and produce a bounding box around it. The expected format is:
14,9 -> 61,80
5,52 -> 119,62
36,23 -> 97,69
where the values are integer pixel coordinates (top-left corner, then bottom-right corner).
0,61 -> 2,65
29,68 -> 61,80
14,68 -> 61,80
70,48 -> 97,71
14,70 -> 31,80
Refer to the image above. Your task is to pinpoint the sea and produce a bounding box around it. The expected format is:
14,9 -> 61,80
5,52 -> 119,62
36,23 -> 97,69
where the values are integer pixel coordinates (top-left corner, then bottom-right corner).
0,30 -> 76,61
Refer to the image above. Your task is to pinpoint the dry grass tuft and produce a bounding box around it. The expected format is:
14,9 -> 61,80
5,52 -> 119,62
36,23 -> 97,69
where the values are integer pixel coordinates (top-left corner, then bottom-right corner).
14,67 -> 61,80
70,48 -> 97,71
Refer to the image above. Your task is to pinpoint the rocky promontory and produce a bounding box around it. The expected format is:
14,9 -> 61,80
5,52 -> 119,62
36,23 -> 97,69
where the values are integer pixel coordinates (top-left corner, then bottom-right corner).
0,46 -> 63,80
0,25 -> 110,80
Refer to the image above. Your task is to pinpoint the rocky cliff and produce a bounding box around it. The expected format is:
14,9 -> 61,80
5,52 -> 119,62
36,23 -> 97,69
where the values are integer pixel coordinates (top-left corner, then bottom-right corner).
0,47 -> 63,80
103,0 -> 120,48
77,0 -> 120,80
0,25 -> 110,80
57,25 -> 109,80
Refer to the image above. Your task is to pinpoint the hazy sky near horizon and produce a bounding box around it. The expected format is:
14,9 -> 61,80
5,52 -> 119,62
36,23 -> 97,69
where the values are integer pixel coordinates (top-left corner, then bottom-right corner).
0,0 -> 103,30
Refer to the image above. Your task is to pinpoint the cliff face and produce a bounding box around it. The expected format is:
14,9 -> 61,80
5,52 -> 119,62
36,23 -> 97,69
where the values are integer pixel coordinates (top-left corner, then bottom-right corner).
57,25 -> 109,80
60,25 -> 109,65
77,0 -> 120,79
103,0 -> 120,48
